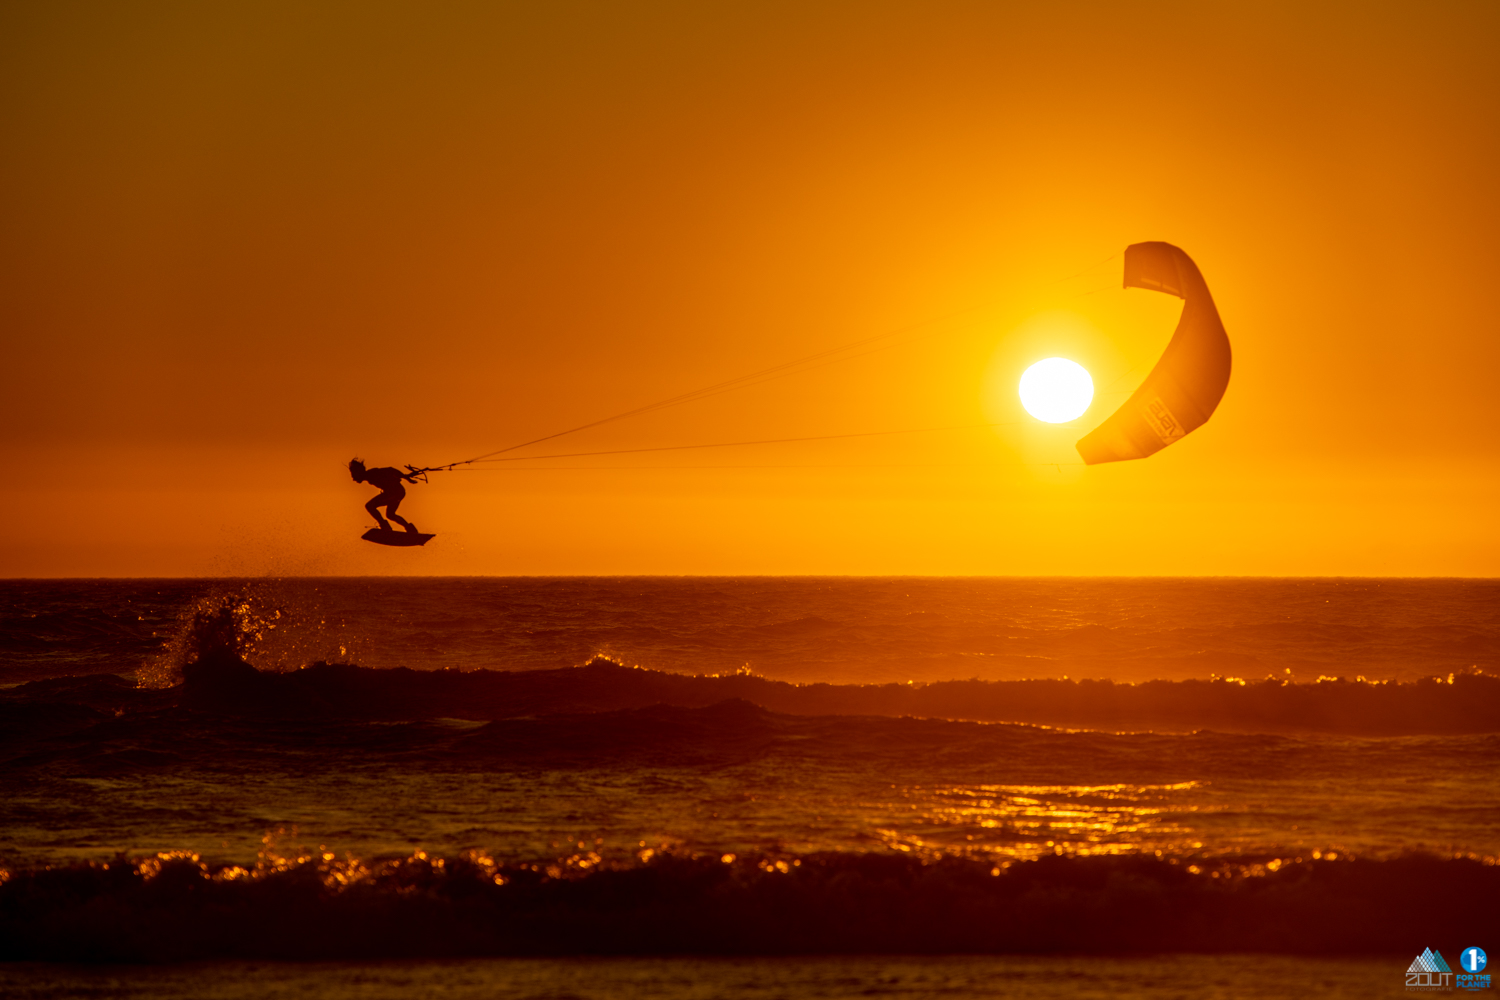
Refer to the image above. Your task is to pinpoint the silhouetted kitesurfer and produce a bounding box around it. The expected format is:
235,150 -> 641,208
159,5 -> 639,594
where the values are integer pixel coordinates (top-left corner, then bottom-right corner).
349,459 -> 422,533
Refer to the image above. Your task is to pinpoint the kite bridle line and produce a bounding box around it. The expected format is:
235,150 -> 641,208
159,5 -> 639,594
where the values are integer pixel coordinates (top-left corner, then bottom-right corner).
397,251 -> 1126,476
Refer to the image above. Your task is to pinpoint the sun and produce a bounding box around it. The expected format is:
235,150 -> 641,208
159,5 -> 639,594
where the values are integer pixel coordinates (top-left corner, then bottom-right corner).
1019,358 -> 1094,423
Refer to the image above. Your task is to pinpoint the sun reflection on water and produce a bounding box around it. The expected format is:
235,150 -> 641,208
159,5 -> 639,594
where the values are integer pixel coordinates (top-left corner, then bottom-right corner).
871,781 -> 1203,861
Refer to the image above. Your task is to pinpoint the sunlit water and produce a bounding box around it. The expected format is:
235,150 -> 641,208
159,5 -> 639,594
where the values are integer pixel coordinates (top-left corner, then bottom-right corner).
1,578 -> 1496,964
4,701 -> 1495,870
5,577 -> 1498,685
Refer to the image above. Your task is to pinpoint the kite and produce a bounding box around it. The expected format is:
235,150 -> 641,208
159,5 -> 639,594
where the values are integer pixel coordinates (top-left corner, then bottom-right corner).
1075,242 -> 1231,464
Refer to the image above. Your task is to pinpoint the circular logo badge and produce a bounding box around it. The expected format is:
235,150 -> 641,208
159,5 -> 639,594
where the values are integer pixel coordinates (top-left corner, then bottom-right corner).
1461,947 -> 1488,973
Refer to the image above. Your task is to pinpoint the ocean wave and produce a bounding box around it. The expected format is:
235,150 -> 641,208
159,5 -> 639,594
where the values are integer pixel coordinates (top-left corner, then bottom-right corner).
6,615 -> 1497,738
1,849 -> 1493,960
170,656 -> 1500,738
8,578 -> 1500,687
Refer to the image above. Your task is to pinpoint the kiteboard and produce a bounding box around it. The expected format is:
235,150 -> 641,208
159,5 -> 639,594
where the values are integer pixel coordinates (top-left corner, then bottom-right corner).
361,527 -> 435,547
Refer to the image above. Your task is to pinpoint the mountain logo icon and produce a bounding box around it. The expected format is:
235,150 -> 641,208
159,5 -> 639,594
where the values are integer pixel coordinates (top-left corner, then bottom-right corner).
1407,947 -> 1455,991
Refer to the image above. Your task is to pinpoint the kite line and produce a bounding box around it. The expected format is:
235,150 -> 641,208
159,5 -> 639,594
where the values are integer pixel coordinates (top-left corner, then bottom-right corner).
402,252 -> 1124,478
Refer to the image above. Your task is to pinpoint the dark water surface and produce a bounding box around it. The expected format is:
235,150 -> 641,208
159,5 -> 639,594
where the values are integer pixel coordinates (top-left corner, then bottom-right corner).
1,578 -> 1495,964
0,955 -> 1415,999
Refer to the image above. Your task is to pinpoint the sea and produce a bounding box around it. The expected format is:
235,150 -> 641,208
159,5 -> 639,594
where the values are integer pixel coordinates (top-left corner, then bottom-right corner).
2,577 -> 1497,998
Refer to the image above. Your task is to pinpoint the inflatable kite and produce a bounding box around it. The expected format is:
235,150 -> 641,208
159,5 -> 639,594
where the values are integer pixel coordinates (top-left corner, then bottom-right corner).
1076,242 -> 1231,464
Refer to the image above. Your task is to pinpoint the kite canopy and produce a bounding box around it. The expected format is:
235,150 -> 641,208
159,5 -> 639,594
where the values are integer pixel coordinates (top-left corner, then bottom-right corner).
1075,242 -> 1230,464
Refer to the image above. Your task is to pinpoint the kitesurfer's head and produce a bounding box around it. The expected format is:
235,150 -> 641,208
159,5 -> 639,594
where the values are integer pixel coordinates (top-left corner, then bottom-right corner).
348,458 -> 367,483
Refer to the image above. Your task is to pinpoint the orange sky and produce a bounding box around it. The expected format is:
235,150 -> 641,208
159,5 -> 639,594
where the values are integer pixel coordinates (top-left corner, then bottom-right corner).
3,1 -> 1497,577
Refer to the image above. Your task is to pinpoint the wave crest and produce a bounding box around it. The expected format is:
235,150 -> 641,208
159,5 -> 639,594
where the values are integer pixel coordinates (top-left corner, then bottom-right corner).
1,849 -> 1493,960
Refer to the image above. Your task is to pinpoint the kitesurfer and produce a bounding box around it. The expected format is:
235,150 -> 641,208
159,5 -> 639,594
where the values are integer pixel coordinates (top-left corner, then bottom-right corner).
349,459 -> 422,533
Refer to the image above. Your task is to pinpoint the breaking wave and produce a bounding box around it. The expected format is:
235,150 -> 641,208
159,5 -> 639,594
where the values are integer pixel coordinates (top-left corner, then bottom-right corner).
1,849 -> 1494,961
4,596 -> 1496,738
131,597 -> 1500,736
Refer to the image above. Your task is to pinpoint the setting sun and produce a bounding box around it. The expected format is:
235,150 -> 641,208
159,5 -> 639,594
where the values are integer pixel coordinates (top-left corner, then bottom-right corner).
1019,358 -> 1094,423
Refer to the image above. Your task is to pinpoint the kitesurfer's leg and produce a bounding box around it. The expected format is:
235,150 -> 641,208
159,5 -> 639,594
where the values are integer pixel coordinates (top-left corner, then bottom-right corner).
383,494 -> 417,533
365,494 -> 392,530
